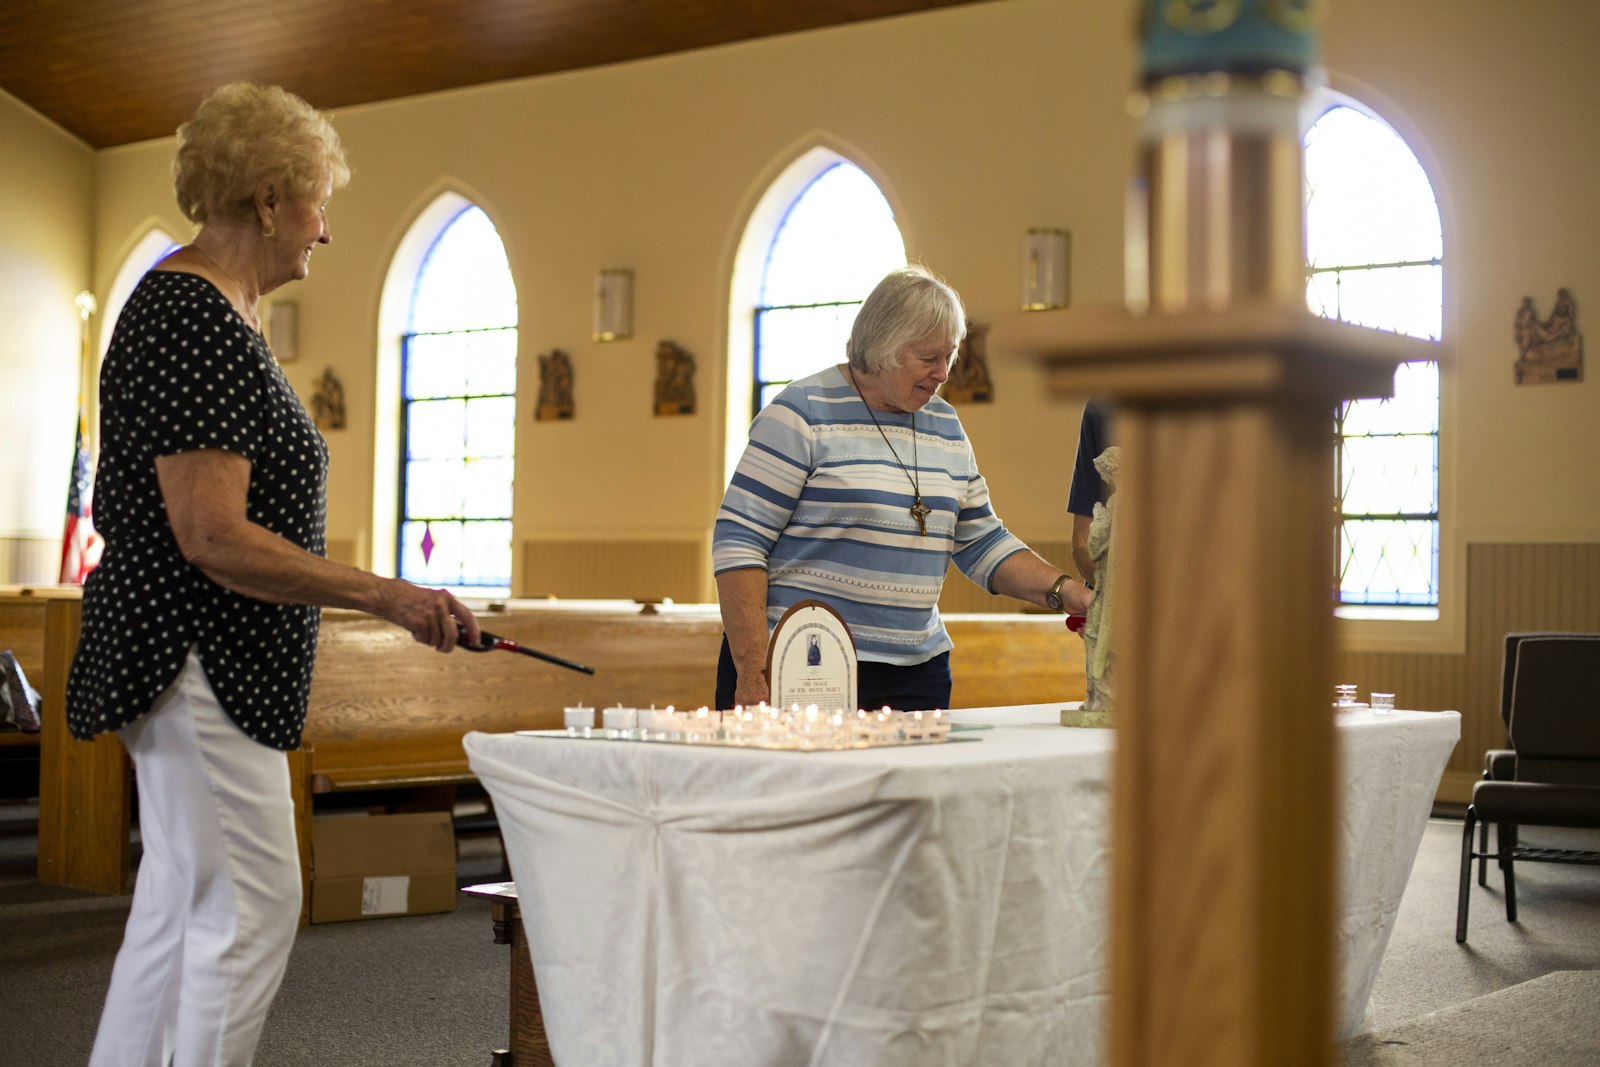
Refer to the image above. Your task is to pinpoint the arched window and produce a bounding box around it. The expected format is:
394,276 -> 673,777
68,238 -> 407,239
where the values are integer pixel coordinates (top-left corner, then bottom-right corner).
398,205 -> 517,594
750,161 -> 906,417
1305,102 -> 1443,609
100,229 -> 180,359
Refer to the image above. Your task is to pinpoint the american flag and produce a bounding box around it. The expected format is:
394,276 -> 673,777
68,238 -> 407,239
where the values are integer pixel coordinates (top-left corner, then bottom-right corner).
60,419 -> 101,583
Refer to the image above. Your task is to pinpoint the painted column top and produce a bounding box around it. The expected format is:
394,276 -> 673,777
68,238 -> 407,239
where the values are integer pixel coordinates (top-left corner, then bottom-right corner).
1140,0 -> 1323,83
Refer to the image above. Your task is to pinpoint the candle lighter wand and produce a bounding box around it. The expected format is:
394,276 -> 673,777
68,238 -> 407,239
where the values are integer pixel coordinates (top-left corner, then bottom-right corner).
458,624 -> 596,675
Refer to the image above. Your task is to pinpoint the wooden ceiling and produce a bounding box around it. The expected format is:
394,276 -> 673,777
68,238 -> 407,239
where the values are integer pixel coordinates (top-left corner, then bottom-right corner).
2,0 -> 993,149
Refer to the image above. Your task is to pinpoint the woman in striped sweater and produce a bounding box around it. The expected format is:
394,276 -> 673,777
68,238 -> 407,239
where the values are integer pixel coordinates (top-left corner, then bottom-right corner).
713,266 -> 1093,712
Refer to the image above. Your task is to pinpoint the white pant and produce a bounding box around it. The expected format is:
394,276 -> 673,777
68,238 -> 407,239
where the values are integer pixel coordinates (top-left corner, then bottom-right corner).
89,649 -> 302,1067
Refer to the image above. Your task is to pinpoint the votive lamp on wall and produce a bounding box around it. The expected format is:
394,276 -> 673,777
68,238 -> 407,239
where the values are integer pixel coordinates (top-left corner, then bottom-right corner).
267,301 -> 298,362
1023,228 -> 1071,311
594,269 -> 634,342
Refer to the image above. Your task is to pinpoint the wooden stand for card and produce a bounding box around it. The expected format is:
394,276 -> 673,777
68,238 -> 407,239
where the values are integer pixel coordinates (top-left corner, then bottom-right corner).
765,599 -> 857,712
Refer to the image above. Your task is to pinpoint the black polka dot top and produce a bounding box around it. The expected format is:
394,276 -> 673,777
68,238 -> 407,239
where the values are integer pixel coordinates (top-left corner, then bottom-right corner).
67,271 -> 328,751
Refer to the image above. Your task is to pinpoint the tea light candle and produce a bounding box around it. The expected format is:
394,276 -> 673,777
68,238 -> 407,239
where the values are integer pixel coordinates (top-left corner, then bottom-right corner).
684,707 -> 716,743
563,705 -> 595,738
602,705 -> 636,738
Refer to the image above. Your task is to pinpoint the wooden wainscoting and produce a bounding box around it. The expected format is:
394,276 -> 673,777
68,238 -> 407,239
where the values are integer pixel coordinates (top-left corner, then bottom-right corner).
937,539 -> 1076,614
520,538 -> 708,602
0,538 -> 62,586
1335,542 -> 1600,803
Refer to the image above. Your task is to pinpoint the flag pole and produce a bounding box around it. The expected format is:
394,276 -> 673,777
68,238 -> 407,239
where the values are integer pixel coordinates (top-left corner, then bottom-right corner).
60,292 -> 101,584
75,291 -> 98,461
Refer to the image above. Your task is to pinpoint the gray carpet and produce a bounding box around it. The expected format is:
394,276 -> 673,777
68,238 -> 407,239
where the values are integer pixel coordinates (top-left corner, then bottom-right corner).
1341,970 -> 1600,1066
1,803 -> 1596,1066
0,800 -> 510,1067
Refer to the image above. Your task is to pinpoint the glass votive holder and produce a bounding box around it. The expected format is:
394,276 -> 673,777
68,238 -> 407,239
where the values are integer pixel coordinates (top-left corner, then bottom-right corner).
563,706 -> 594,738
1334,684 -> 1358,706
1370,691 -> 1396,714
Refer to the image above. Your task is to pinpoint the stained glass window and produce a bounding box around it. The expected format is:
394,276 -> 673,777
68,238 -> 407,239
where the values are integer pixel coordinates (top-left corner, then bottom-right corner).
1305,104 -> 1443,607
399,206 -> 517,593
752,162 -> 906,416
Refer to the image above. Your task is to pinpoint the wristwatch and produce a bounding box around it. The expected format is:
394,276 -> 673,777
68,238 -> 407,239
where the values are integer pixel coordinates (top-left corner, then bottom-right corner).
1046,574 -> 1072,612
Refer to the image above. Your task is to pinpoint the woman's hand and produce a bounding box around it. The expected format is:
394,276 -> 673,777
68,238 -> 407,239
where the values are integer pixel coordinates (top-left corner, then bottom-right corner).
716,567 -> 773,708
377,579 -> 481,652
733,669 -> 770,709
1061,578 -> 1094,616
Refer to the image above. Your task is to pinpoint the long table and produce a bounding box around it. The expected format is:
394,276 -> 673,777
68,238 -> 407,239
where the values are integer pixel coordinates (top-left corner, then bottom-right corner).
465,704 -> 1458,1066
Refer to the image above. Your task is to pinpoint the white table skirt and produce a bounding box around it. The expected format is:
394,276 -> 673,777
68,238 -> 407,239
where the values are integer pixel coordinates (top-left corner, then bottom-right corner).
465,704 -> 1458,1067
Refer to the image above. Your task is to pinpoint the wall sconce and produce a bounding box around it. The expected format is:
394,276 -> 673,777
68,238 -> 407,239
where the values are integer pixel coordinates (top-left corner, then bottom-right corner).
1022,229 -> 1070,311
267,301 -> 299,362
594,269 -> 633,342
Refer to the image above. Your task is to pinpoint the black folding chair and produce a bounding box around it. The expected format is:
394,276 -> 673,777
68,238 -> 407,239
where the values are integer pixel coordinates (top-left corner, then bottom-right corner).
1457,635 -> 1600,942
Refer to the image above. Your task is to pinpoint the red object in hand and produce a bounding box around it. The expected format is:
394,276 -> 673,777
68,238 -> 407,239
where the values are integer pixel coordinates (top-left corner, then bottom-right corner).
1065,614 -> 1086,634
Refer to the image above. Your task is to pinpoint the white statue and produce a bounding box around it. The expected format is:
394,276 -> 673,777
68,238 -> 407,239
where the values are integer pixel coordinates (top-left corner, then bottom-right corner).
1082,445 -> 1120,715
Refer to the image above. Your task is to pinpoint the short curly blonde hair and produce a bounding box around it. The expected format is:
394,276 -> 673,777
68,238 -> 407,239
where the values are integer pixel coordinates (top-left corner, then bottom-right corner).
173,83 -> 351,225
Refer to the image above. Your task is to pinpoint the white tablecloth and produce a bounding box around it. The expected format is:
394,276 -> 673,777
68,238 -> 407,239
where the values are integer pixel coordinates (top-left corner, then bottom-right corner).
465,704 -> 1458,1067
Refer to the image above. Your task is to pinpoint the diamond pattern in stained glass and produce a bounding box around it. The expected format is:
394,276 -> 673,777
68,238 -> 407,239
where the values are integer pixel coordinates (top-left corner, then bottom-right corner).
1340,520 -> 1438,606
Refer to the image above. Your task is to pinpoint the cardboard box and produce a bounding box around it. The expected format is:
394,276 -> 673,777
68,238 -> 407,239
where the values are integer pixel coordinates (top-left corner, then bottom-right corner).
310,811 -> 457,924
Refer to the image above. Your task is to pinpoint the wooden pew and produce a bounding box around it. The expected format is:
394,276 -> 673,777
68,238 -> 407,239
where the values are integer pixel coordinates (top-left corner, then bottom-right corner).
1,587 -> 51,796
0,586 -> 133,892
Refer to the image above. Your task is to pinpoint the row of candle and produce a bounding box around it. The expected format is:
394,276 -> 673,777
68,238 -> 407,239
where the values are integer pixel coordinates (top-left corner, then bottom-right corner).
560,703 -> 952,749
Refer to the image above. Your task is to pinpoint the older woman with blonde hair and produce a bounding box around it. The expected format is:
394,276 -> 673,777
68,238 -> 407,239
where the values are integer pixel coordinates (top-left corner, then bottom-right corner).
714,266 -> 1092,712
67,83 -> 481,1067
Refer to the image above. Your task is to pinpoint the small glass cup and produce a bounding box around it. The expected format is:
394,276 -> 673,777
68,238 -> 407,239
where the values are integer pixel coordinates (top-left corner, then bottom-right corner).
1334,684 -> 1358,707
1370,691 -> 1396,714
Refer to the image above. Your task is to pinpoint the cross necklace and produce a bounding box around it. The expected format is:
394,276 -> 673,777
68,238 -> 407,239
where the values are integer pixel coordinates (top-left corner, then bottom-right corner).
848,368 -> 931,536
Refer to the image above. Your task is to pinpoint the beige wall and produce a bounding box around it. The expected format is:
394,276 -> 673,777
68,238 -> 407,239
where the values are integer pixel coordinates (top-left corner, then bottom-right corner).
0,89 -> 94,580
7,0 -> 1600,605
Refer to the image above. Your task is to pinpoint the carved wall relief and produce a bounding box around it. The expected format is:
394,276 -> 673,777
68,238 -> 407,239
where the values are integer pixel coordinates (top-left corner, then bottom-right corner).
1515,288 -> 1583,384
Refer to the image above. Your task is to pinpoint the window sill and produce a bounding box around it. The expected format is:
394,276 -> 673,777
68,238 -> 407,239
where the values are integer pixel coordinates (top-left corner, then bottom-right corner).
1335,604 -> 1439,622
1335,602 -> 1463,656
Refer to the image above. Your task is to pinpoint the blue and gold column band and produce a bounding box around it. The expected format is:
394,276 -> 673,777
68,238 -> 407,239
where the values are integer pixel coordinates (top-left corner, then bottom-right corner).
1140,0 -> 1326,83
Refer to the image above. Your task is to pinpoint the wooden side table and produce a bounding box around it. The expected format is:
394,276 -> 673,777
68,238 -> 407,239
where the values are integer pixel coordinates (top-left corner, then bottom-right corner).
461,882 -> 552,1067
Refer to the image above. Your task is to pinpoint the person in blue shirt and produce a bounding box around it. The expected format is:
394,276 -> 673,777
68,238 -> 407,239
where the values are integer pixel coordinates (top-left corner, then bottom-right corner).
1067,397 -> 1114,585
